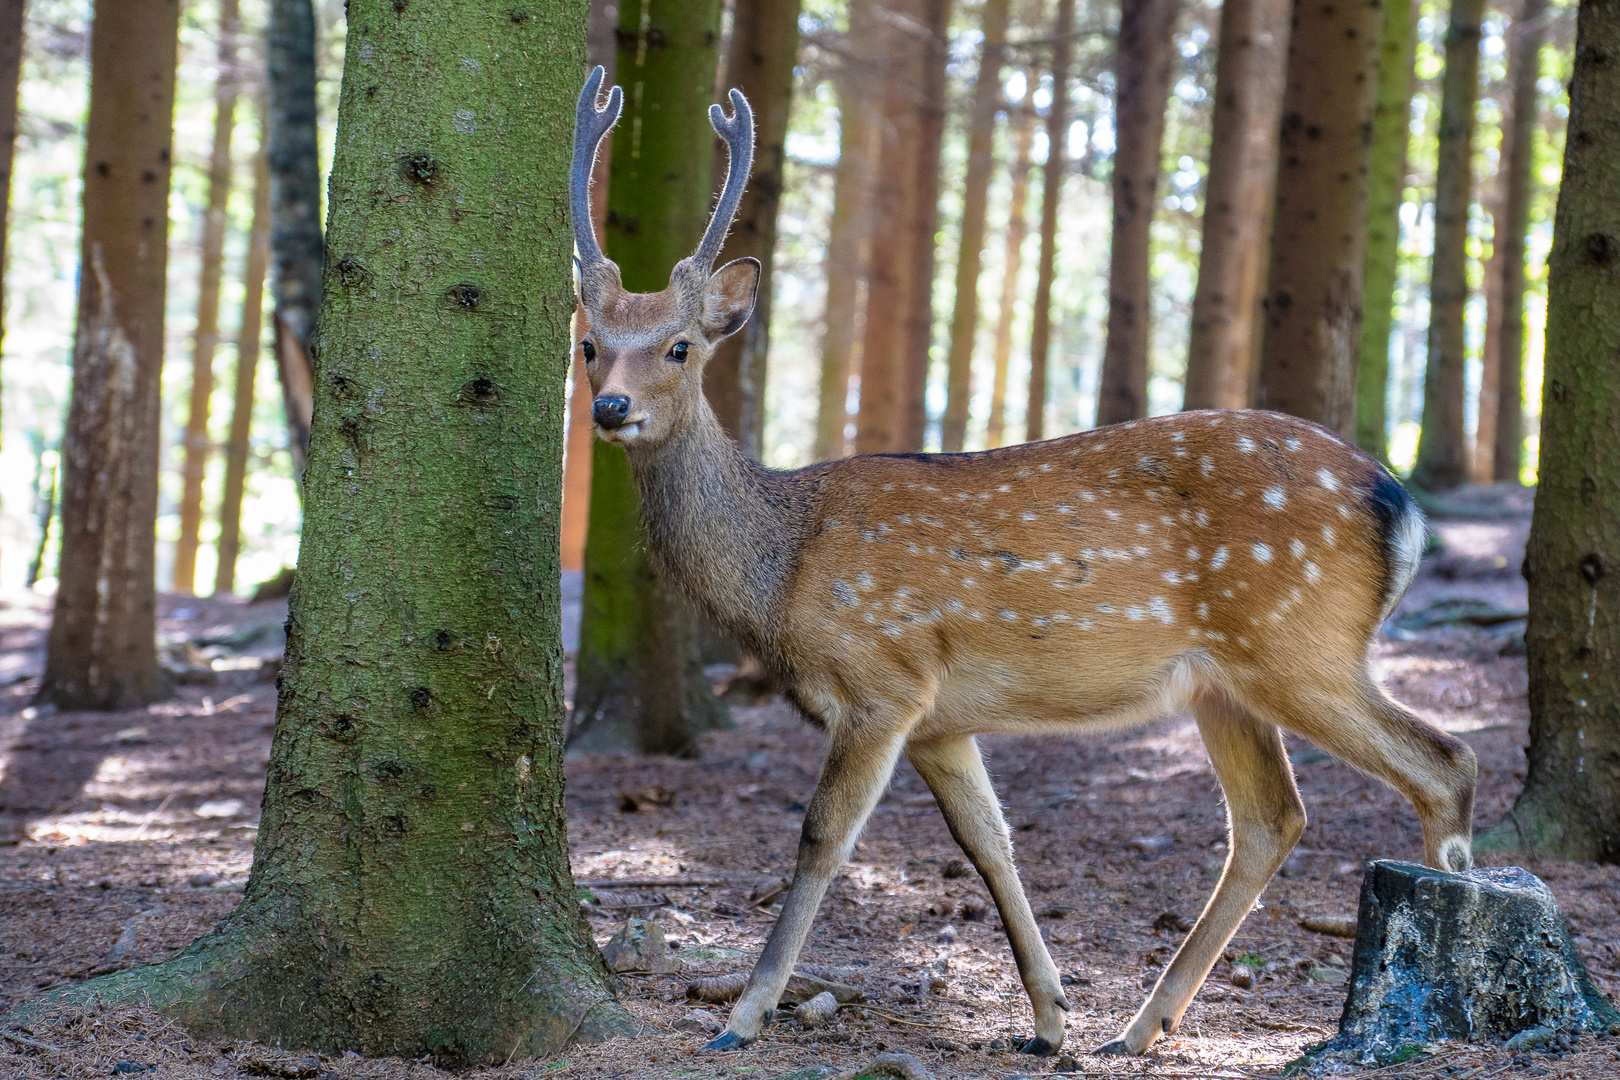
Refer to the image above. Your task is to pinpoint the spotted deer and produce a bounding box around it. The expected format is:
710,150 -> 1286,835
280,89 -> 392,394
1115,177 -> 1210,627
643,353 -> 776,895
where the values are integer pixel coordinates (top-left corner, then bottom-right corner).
568,68 -> 1477,1057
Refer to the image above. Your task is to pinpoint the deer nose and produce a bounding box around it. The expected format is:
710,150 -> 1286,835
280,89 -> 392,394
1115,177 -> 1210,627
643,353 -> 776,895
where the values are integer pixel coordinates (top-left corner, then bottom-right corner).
593,394 -> 632,429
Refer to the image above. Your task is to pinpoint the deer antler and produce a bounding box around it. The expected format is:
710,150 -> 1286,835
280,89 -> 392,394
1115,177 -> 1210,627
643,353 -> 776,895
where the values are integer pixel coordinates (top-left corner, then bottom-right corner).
685,88 -> 755,279
571,66 -> 622,286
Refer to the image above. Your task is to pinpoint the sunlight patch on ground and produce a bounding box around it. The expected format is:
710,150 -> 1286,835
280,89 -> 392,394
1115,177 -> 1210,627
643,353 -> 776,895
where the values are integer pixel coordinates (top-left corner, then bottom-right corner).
573,840 -> 694,880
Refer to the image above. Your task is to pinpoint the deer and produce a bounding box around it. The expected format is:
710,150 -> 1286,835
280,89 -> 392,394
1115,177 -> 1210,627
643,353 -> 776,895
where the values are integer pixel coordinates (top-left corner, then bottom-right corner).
567,67 -> 1478,1058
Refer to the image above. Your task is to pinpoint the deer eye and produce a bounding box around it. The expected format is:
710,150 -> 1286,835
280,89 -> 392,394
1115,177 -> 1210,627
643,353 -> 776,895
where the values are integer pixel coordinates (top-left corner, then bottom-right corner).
581,341 -> 596,362
668,341 -> 689,362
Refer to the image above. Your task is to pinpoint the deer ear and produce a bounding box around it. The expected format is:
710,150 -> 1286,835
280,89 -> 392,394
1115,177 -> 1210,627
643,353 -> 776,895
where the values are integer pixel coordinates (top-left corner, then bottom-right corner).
700,257 -> 760,339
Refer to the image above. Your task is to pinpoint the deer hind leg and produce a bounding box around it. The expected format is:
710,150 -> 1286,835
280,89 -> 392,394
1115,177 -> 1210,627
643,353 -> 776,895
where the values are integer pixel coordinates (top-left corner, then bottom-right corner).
907,735 -> 1067,1055
709,716 -> 913,1050
1258,674 -> 1477,872
1097,693 -> 1305,1057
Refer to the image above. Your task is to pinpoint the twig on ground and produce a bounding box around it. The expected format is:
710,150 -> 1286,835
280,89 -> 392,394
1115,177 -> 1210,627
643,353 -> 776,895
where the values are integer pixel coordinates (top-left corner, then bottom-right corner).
0,1030 -> 62,1052
576,877 -> 746,889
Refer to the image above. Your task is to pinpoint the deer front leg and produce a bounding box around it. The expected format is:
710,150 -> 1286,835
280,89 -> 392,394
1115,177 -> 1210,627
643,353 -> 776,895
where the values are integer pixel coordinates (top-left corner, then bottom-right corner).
1095,694 -> 1304,1056
708,721 -> 911,1050
907,735 -> 1067,1055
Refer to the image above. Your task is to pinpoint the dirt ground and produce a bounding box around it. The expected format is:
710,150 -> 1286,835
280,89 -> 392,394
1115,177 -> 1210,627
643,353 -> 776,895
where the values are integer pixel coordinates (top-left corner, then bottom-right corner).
1,483 -> 1618,1080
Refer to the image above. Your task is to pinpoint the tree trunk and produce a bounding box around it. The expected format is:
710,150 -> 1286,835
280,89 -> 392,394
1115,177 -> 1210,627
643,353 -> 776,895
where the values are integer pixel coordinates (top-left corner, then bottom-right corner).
1412,0 -> 1487,492
215,132 -> 271,597
705,0 -> 802,460
1489,0 -> 1620,863
1473,180 -> 1505,481
23,3 -> 633,1057
267,0 -> 321,476
813,18 -> 880,462
1493,0 -> 1547,484
1255,0 -> 1383,433
571,0 -> 731,757
1355,0 -> 1418,460
1182,0 -> 1290,411
987,94 -> 1036,448
1095,0 -> 1181,427
0,0 -> 25,460
174,0 -> 242,595
896,0 -> 951,452
39,0 -> 178,711
940,0 -> 1011,452
1026,0 -> 1075,442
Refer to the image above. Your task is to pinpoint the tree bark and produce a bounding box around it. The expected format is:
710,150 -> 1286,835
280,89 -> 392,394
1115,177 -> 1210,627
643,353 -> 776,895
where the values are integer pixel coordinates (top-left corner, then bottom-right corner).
1492,0 -> 1548,484
174,0 -> 243,595
940,0 -> 1011,451
1490,0 -> 1620,863
1473,192 -> 1504,481
1095,0 -> 1181,427
215,131 -> 271,597
0,0 -> 25,454
705,0 -> 802,459
22,3 -> 634,1056
1412,0 -> 1487,492
1182,0 -> 1290,411
1255,0 -> 1383,433
987,93 -> 1036,449
1355,0 -> 1418,460
267,0 -> 321,476
1026,0 -> 1075,442
39,0 -> 178,710
571,0 -> 731,757
813,16 -> 880,462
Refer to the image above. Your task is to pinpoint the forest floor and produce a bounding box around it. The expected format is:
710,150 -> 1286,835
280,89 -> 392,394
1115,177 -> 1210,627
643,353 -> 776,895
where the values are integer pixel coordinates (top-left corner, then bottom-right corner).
0,483 -> 1617,1080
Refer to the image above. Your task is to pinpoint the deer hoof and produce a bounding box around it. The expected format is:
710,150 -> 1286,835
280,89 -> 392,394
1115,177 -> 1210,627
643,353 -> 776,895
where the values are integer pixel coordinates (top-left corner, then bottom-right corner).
704,1030 -> 751,1052
1090,1037 -> 1136,1057
1019,1037 -> 1058,1057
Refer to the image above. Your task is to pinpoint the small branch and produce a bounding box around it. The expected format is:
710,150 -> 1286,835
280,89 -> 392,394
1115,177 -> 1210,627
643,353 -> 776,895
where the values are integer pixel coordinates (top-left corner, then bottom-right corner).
1,1030 -> 63,1053
576,877 -> 745,889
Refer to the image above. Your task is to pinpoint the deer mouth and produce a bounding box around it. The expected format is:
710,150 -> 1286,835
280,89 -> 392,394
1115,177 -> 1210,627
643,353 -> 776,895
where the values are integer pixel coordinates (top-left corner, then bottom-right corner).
599,417 -> 647,442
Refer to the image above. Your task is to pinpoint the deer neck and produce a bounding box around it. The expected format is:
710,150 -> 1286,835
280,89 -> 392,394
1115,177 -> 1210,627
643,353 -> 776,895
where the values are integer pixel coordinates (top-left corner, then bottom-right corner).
626,403 -> 810,652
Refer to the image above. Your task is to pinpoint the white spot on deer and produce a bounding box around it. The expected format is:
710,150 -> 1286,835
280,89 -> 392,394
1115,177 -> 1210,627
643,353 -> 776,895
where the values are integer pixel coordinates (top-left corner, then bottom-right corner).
1022,511 -> 1038,521
856,572 -> 874,590
896,587 -> 912,599
1322,526 -> 1336,545
1263,486 -> 1287,509
1200,456 -> 1215,476
1252,542 -> 1273,563
831,580 -> 858,607
1210,546 -> 1230,569
1104,509 -> 1121,520
1338,504 -> 1351,518
1080,490 -> 1096,501
1092,443 -> 1108,452
1056,503 -> 1074,513
882,482 -> 895,491
1290,587 -> 1302,603
1209,416 -> 1224,426
1222,589 -> 1234,598
1125,606 -> 1146,621
1171,431 -> 1185,442
1039,463 -> 1054,472
862,612 -> 875,623
862,529 -> 877,542
1197,602 -> 1210,620
1290,538 -> 1306,559
1123,421 -> 1138,430
1285,438 -> 1302,451
998,484 -> 1012,493
962,577 -> 977,589
999,609 -> 1019,622
969,610 -> 984,621
1149,597 -> 1174,624
946,599 -> 965,612
907,541 -> 921,554
1304,562 -> 1321,583
978,492 -> 992,501
1317,468 -> 1340,492
1196,509 -> 1210,528
1163,570 -> 1183,585
1136,522 -> 1152,535
1052,611 -> 1072,622
1096,603 -> 1116,614
898,513 -> 913,524
1237,435 -> 1257,453
1133,546 -> 1150,558
1187,547 -> 1200,560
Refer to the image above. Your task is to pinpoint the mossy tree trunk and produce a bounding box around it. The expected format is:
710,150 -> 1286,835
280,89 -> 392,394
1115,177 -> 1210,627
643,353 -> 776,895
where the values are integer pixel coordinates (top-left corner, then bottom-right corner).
1026,0 -> 1074,442
1413,0 -> 1487,492
570,0 -> 730,757
39,0 -> 179,710
1355,0 -> 1418,461
22,2 -> 632,1060
1487,0 -> 1620,863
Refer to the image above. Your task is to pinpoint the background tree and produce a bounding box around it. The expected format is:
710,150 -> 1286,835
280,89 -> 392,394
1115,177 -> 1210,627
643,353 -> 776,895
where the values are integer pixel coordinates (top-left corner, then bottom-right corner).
987,88 -> 1036,448
174,0 -> 243,594
1488,0 -> 1619,862
707,0 -> 803,460
571,0 -> 731,756
1095,0 -> 1182,426
941,0 -> 1011,452
26,2 -> 632,1056
1182,0 -> 1289,411
1413,0 -> 1488,491
0,0 -> 24,433
1026,0 -> 1075,442
267,0 -> 321,475
39,0 -> 179,710
1491,0 -> 1549,483
1255,0 -> 1384,431
1355,0 -> 1419,460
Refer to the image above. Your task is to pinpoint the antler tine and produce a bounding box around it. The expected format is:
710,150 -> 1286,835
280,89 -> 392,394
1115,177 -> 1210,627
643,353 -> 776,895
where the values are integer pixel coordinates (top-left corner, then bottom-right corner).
571,66 -> 623,278
689,87 -> 755,277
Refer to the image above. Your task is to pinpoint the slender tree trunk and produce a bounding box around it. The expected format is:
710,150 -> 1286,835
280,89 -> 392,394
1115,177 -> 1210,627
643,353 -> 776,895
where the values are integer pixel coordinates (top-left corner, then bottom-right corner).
26,446 -> 56,590
987,95 -> 1035,448
572,0 -> 731,757
813,22 -> 880,462
1356,0 -> 1419,459
1026,0 -> 1074,442
0,0 -> 25,464
39,0 -> 179,710
1412,0 -> 1487,491
174,0 -> 242,595
940,0 -> 1011,451
1493,0 -> 1547,484
1255,0 -> 1383,432
267,0 -> 321,476
21,3 -> 634,1055
705,0 -> 802,459
1182,0 -> 1290,411
215,135 -> 271,597
1473,199 -> 1504,481
1095,0 -> 1181,427
1489,0 -> 1620,863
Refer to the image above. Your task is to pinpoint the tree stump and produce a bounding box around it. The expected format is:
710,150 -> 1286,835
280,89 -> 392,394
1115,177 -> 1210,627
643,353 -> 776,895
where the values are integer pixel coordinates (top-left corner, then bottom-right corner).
1327,860 -> 1619,1063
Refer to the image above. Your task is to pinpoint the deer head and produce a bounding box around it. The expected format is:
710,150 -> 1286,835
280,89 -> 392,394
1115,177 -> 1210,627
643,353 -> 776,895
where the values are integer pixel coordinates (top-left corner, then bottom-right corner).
570,66 -> 761,449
